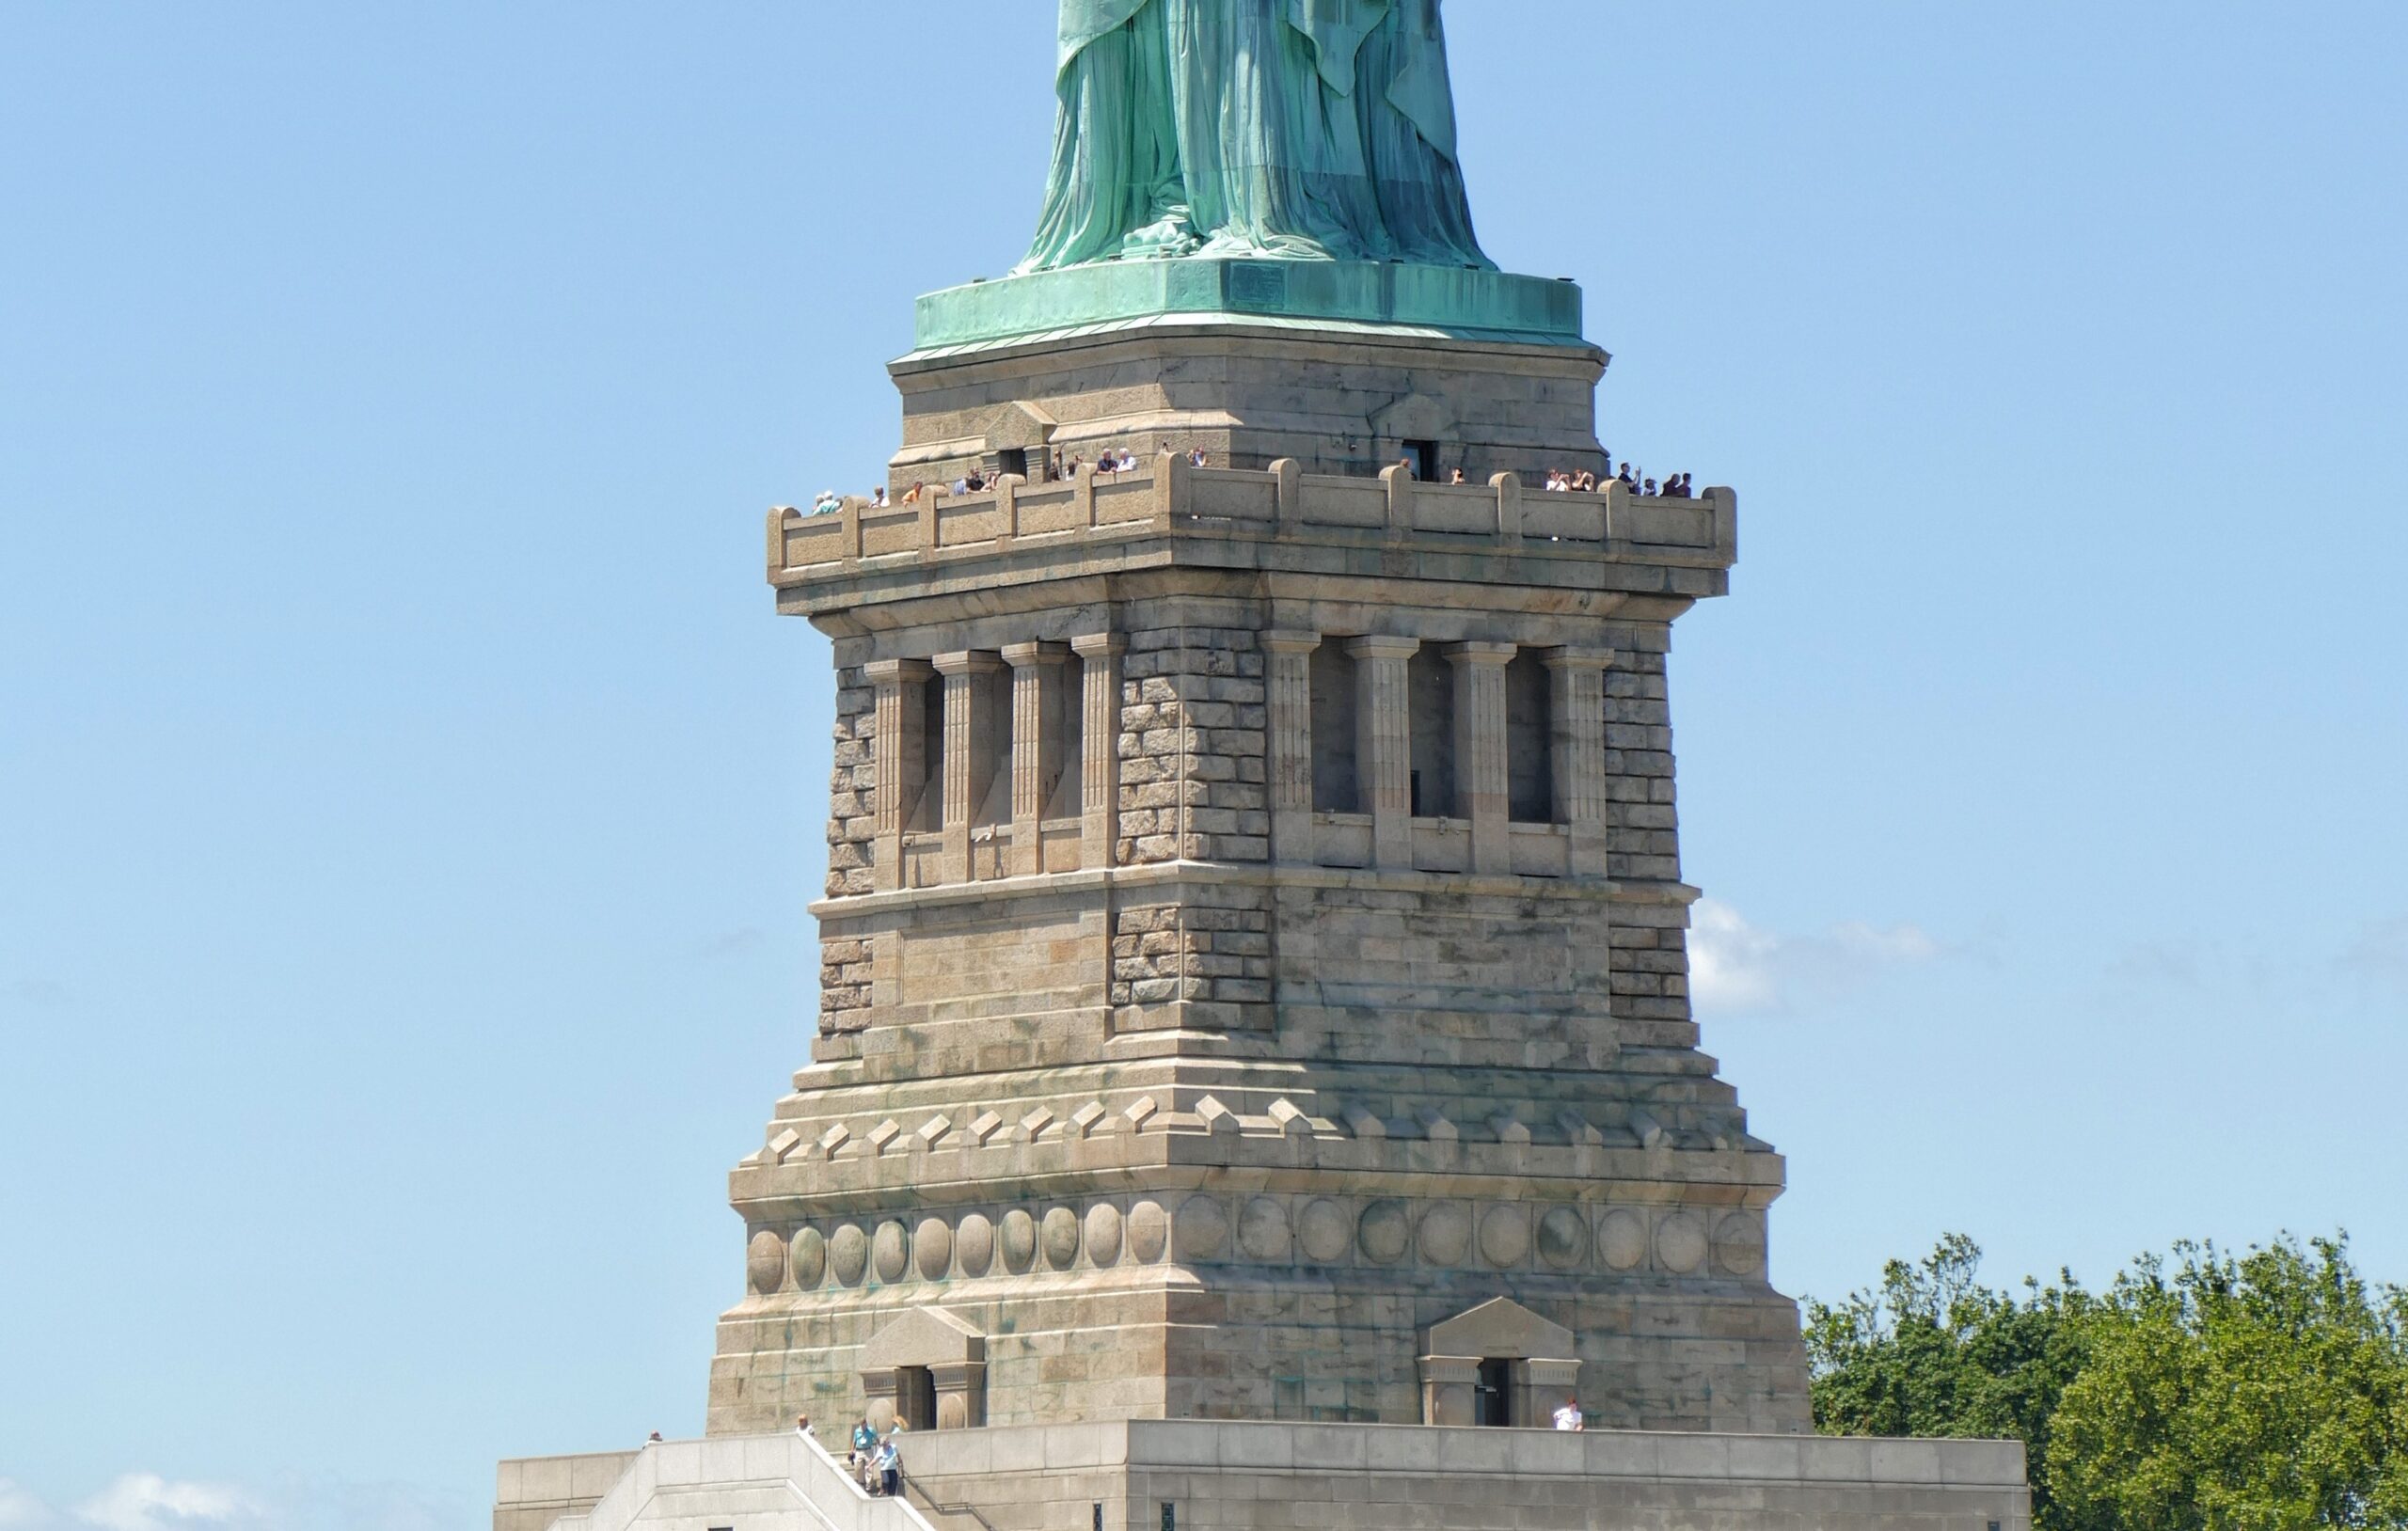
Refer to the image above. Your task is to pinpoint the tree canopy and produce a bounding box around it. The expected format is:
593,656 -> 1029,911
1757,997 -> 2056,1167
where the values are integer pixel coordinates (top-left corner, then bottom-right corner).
1805,1233 -> 2408,1531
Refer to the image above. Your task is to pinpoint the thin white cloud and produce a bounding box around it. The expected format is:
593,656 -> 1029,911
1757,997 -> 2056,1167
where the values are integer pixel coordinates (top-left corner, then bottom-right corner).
6,978 -> 71,1010
1688,897 -> 1941,1018
0,1479 -> 64,1531
73,1476 -> 260,1531
0,1476 -> 452,1531
2340,915 -> 2408,996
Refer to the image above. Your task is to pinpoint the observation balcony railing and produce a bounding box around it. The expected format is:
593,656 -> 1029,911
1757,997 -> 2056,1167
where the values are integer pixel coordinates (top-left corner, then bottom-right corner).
768,453 -> 1734,591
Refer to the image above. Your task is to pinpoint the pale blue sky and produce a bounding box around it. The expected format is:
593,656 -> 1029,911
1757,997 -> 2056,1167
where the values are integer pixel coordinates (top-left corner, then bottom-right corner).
4,4 -> 2402,1527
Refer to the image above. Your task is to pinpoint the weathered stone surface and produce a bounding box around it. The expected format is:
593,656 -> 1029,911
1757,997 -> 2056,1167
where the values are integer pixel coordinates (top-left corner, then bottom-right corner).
713,323 -> 1804,1445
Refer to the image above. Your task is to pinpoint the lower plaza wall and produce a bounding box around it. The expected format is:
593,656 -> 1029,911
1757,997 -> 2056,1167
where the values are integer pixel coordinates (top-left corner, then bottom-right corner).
496,1423 -> 2029,1531
903,1422 -> 2029,1531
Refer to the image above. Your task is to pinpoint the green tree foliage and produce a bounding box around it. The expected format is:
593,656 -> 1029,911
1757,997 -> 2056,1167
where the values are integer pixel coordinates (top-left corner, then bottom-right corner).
1805,1233 -> 2408,1531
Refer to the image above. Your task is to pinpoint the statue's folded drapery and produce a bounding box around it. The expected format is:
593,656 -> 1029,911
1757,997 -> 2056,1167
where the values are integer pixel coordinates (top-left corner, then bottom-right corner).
1018,0 -> 1493,274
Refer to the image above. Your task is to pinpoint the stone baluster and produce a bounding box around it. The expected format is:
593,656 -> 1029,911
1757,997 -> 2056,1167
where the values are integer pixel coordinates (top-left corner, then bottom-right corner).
1546,647 -> 1616,876
1071,633 -> 1125,870
1348,636 -> 1419,870
1262,631 -> 1320,864
932,651 -> 1003,884
864,658 -> 932,893
1448,642 -> 1516,875
1002,641 -> 1070,877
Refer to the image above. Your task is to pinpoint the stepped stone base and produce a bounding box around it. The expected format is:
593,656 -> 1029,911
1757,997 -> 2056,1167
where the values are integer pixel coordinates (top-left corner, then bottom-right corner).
496,1424 -> 2030,1531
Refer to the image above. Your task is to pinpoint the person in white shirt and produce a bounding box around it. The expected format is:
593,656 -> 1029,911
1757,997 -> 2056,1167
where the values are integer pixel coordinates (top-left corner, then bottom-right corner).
795,1413 -> 815,1440
1553,1397 -> 1585,1431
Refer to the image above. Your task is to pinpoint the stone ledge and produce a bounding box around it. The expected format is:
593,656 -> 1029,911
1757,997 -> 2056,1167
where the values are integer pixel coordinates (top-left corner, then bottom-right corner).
896,1417 -> 2025,1486
769,457 -> 1736,606
805,860 -> 1698,923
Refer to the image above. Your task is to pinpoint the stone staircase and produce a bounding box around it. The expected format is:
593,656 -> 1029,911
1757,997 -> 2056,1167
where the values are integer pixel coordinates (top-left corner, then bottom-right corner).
539,1433 -> 938,1531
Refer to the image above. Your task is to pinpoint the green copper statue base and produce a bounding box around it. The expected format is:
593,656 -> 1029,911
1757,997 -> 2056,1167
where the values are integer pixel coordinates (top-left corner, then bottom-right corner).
911,260 -> 1586,355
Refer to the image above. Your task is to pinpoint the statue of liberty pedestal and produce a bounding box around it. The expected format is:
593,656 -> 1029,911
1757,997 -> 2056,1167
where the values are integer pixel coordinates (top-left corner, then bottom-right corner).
1020,0 -> 1492,272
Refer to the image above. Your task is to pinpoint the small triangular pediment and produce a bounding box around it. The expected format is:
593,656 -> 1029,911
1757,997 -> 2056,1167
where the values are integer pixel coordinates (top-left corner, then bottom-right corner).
860,1305 -> 985,1369
1426,1296 -> 1573,1360
979,400 -> 1058,451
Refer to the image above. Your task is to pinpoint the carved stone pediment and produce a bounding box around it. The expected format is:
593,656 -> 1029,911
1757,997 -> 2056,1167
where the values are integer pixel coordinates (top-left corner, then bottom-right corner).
1426,1296 -> 1573,1360
861,1305 -> 986,1369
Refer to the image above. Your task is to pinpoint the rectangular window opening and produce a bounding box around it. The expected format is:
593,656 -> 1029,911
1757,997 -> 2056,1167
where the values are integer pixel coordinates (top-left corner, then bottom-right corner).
896,1365 -> 937,1431
1402,439 -> 1439,481
1407,647 -> 1455,816
1475,1357 -> 1514,1428
1309,643 -> 1360,813
1506,650 -> 1554,824
917,678 -> 946,829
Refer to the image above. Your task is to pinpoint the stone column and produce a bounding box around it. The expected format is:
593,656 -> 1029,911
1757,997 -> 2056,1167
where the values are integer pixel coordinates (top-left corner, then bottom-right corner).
1546,647 -> 1616,877
1262,630 -> 1320,864
864,658 -> 933,893
1002,641 -> 1071,877
1418,1354 -> 1480,1427
1071,633 -> 1124,870
1348,636 -> 1419,870
929,1360 -> 987,1430
932,650 -> 1003,884
1516,1357 -> 1583,1431
1447,642 -> 1515,875
857,1366 -> 901,1434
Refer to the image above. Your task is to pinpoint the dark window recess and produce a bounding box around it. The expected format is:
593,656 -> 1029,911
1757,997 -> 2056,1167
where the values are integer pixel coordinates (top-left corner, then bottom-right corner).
1161,1503 -> 1178,1531
1506,650 -> 1554,823
1093,1506 -> 1105,1531
1406,647 -> 1454,815
1309,642 -> 1360,813
997,447 -> 1028,481
1402,439 -> 1439,481
1409,769 -> 1425,817
918,679 -> 946,829
897,1365 -> 937,1431
1476,1357 -> 1514,1427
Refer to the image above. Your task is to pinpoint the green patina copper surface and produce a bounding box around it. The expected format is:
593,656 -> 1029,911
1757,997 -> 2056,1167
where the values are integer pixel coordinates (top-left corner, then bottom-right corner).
911,260 -> 1584,353
912,2 -> 1588,354
1022,0 -> 1489,273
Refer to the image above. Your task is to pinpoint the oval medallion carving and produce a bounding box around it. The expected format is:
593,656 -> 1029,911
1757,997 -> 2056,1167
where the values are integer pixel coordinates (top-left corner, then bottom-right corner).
1239,1196 -> 1291,1263
1479,1205 -> 1531,1269
1418,1202 -> 1472,1267
1713,1212 -> 1766,1277
1357,1200 -> 1411,1264
831,1223 -> 869,1287
1537,1207 -> 1591,1271
915,1217 -> 953,1282
1297,1199 -> 1353,1265
1000,1208 -> 1038,1274
1656,1209 -> 1707,1273
790,1225 -> 827,1289
873,1219 -> 911,1284
955,1212 -> 995,1277
1085,1202 -> 1125,1268
1597,1208 -> 1647,1271
1041,1206 -> 1082,1270
1174,1196 -> 1229,1262
1127,1200 -> 1169,1263
747,1230 -> 787,1295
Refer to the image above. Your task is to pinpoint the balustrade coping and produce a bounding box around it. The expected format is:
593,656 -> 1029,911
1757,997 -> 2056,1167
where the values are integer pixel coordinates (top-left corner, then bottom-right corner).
768,452 -> 1735,587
